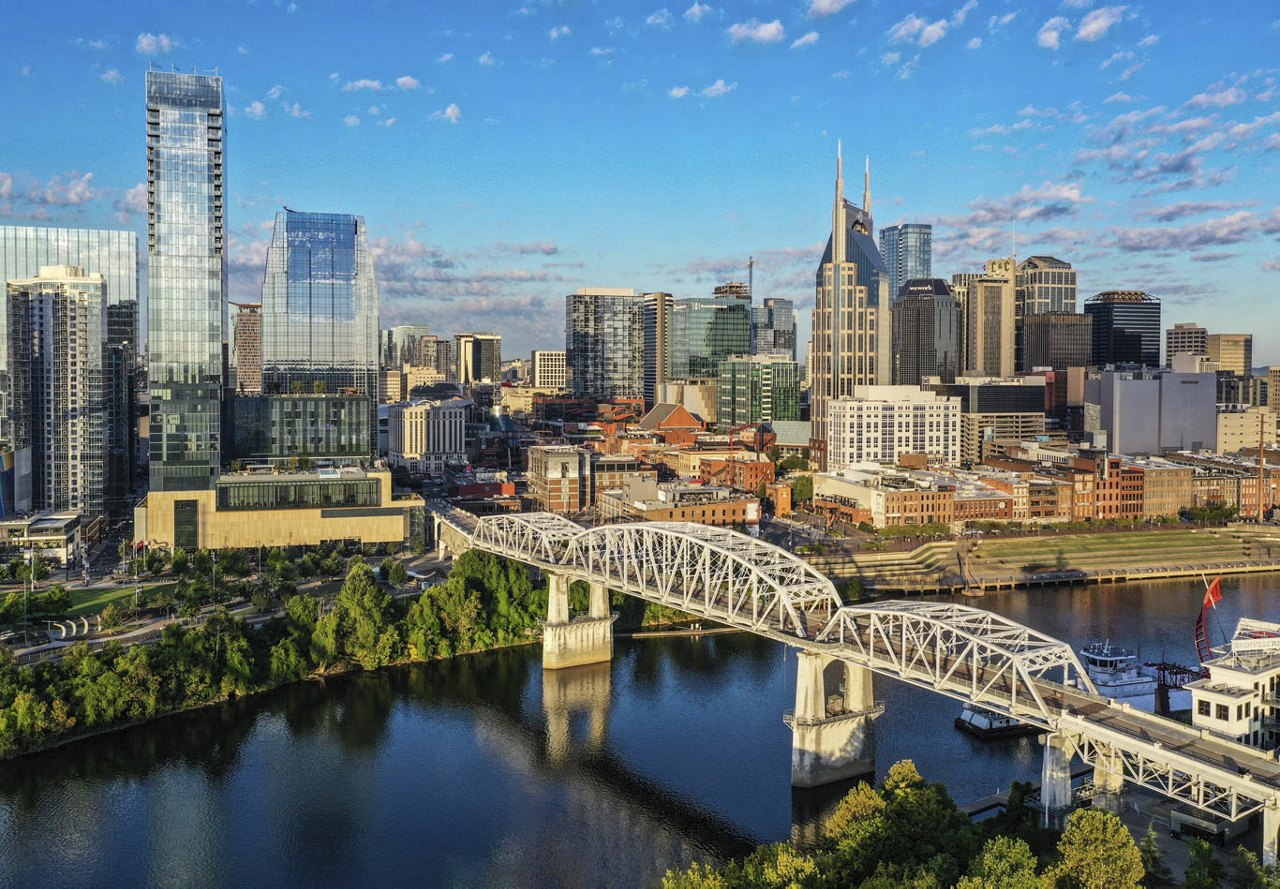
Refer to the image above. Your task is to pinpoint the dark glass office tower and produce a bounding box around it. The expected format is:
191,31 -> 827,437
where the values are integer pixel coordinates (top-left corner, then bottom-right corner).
879,223 -> 932,304
1084,290 -> 1161,367
260,210 -> 380,453
891,278 -> 961,385
146,71 -> 226,492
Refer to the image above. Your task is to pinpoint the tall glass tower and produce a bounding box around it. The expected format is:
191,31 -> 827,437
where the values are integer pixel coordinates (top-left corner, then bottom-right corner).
879,223 -> 932,302
146,71 -> 226,492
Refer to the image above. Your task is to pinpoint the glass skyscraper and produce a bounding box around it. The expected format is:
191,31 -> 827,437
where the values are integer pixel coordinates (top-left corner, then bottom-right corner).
668,288 -> 751,380
879,223 -> 932,302
260,210 -> 380,451
146,71 -> 226,492
891,278 -> 962,385
750,298 -> 797,360
1084,290 -> 1161,367
566,288 -> 646,400
0,226 -> 138,449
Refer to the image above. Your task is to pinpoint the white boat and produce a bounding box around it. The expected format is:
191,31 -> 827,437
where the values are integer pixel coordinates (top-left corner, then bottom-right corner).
1080,641 -> 1158,699
954,703 -> 1041,740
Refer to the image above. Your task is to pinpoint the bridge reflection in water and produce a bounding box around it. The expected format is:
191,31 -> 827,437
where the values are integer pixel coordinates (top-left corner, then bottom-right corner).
433,505 -> 1280,863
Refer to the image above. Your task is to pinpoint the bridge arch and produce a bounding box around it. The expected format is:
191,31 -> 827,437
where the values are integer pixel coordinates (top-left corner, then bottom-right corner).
562,522 -> 843,637
470,512 -> 585,566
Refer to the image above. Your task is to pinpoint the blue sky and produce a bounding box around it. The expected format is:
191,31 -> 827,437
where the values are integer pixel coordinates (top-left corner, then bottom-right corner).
3,0 -> 1280,362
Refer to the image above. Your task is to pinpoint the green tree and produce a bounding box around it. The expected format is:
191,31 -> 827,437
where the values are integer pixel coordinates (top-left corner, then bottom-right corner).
1184,838 -> 1225,889
145,548 -> 168,576
170,547 -> 189,577
34,586 -> 71,620
779,454 -> 809,473
312,563 -> 401,671
99,603 -> 124,630
791,475 -> 814,503
1138,824 -> 1173,887
1229,848 -> 1280,889
192,549 -> 213,577
1044,808 -> 1143,889
957,836 -> 1039,889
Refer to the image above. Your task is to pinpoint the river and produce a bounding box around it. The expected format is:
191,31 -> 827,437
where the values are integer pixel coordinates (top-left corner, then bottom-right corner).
2,574 -> 1278,888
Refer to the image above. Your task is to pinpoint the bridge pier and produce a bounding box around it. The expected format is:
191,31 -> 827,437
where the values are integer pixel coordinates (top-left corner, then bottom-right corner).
543,574 -> 615,670
789,651 -> 880,788
1091,749 -> 1126,813
1265,805 -> 1279,867
1040,732 -> 1074,827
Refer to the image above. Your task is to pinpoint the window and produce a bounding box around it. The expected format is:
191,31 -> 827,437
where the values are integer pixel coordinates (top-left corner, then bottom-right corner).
1216,703 -> 1229,721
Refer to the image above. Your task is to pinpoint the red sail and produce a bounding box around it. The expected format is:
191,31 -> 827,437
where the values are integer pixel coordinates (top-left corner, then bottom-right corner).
1203,577 -> 1223,609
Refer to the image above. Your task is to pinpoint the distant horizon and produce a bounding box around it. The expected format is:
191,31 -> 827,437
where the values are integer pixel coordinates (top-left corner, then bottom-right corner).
3,1 -> 1279,360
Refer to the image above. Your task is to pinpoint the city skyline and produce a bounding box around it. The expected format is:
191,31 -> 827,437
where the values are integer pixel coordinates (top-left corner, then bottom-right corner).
3,2 -> 1280,359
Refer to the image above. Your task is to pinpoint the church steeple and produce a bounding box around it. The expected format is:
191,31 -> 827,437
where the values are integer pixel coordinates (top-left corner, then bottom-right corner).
862,154 -> 872,217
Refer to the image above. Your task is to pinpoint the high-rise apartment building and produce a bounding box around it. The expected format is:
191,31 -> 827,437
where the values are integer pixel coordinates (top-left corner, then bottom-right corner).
669,287 -> 752,379
567,288 -> 646,400
826,387 -> 961,469
954,259 -> 1016,378
879,223 -> 932,302
1166,322 -> 1208,360
716,354 -> 801,428
146,70 -> 226,492
810,147 -> 892,470
1084,291 -> 1161,367
7,266 -> 107,519
0,226 -> 138,453
642,291 -> 672,407
230,302 -> 262,394
750,298 -> 797,360
453,333 -> 502,385
530,350 -> 567,389
1022,313 -> 1093,371
1207,334 -> 1253,377
891,278 -> 962,386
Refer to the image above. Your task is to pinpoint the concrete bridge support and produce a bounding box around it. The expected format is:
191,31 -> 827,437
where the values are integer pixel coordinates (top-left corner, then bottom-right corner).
1265,805 -> 1279,867
1040,732 -> 1074,827
1091,749 -> 1126,813
789,651 -> 880,788
543,575 -> 615,670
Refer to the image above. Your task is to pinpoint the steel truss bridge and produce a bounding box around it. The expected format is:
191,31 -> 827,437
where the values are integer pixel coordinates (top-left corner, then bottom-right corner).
433,506 -> 1280,846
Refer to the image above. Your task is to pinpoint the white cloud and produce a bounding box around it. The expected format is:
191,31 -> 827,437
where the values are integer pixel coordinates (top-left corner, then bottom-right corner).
38,171 -> 98,206
684,2 -> 712,22
988,12 -> 1017,32
237,45 -> 249,55
368,104 -> 384,115
1100,50 -> 1133,70
329,72 -> 340,82
831,69 -> 850,80
1187,86 -> 1249,108
1037,17 -> 1071,50
100,67 -> 124,86
437,53 -> 453,63
135,32 -> 175,55
888,4 -> 971,49
396,75 -> 420,90
282,102 -> 311,119
952,1 -> 978,26
646,9 -> 672,28
880,51 -> 901,66
966,37 -> 982,49
266,84 -> 284,99
728,18 -> 785,44
896,55 -> 921,79
343,79 -> 383,91
377,117 -> 397,127
700,78 -> 737,97
1075,6 -> 1126,42
791,31 -> 820,49
478,51 -> 496,66
429,103 -> 461,124
1137,34 -> 1159,48
1266,133 -> 1280,150
549,25 -> 572,39
343,114 -> 360,126
244,100 -> 267,120
1104,91 -> 1135,103
669,85 -> 691,98
589,46 -> 616,56
114,183 -> 147,219
807,0 -> 854,17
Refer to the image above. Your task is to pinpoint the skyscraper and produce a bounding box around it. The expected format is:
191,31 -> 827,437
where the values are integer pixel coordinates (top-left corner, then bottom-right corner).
1015,256 -> 1077,372
7,266 -> 107,518
567,288 -> 647,400
381,324 -> 433,368
0,226 -> 138,451
953,259 -> 1016,378
642,291 -> 671,407
1207,334 -> 1253,378
530,350 -> 567,389
146,70 -> 226,492
1166,322 -> 1208,360
669,286 -> 752,380
453,333 -> 502,384
716,354 -> 801,428
1022,313 -> 1093,371
891,278 -> 962,385
879,223 -> 932,302
260,210 -> 380,451
1084,291 -> 1161,367
230,302 -> 262,394
751,298 -> 797,360
810,147 -> 892,470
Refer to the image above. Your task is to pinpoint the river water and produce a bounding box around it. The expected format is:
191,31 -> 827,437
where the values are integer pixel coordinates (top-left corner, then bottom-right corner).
2,574 -> 1278,889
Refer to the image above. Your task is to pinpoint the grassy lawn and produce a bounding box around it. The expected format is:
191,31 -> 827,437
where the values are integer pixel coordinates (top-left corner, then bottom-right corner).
66,582 -> 178,618
970,529 -> 1249,571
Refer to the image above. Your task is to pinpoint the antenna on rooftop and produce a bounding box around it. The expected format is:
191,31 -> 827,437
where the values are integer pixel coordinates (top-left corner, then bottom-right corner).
748,256 -> 755,299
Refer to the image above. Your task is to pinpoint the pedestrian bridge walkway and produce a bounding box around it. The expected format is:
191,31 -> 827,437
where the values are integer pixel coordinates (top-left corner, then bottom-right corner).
430,506 -> 1280,862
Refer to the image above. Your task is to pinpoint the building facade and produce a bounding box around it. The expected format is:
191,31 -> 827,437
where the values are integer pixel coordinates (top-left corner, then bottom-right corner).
454,333 -> 502,385
891,278 -> 962,386
1016,256 -> 1077,315
1084,290 -> 1161,367
879,222 -> 932,303
810,148 -> 892,470
527,445 -> 591,513
642,291 -> 672,407
1166,322 -> 1208,360
716,354 -> 801,429
530,349 -> 567,389
381,324 -> 433,369
751,297 -> 797,360
7,266 -> 107,519
1207,334 -> 1253,377
1021,312 -> 1092,371
567,288 -> 647,401
668,287 -> 752,380
954,259 -> 1016,378
826,387 -> 961,469
230,302 -> 262,394
146,70 -> 226,493
1084,368 -> 1217,454
386,399 -> 469,475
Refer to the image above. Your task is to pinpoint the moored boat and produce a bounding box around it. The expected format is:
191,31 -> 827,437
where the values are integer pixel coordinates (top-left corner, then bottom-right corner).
954,702 -> 1042,739
1080,641 -> 1158,698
